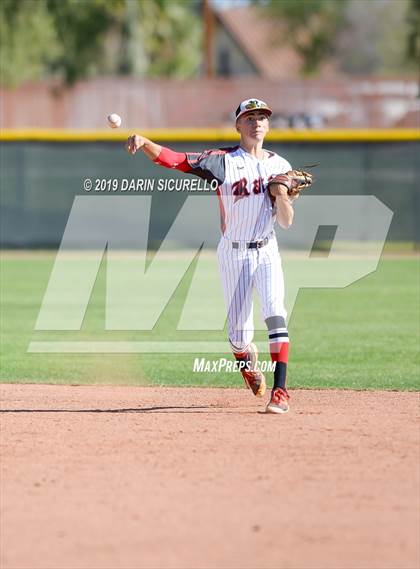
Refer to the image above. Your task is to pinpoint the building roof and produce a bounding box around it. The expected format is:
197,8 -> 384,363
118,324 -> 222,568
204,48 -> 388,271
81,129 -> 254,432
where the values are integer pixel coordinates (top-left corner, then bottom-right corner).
215,5 -> 302,79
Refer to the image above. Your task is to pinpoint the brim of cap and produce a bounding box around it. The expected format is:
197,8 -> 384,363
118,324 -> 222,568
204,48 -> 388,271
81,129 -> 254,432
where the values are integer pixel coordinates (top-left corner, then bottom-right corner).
236,107 -> 272,121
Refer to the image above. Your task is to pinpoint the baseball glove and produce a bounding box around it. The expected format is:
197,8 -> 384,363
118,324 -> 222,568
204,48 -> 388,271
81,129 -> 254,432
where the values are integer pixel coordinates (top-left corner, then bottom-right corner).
268,169 -> 314,198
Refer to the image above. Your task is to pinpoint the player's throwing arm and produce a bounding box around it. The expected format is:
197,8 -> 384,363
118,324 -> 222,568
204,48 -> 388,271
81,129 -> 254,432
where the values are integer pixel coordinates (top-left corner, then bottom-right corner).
126,134 -> 162,161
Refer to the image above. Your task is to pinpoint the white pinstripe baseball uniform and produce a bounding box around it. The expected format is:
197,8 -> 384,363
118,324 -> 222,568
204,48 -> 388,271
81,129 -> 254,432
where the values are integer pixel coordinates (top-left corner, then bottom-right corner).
151,97 -> 293,411
178,145 -> 292,354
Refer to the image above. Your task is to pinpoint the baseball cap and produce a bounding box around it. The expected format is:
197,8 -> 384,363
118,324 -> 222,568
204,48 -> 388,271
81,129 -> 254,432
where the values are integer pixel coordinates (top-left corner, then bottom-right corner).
235,98 -> 272,121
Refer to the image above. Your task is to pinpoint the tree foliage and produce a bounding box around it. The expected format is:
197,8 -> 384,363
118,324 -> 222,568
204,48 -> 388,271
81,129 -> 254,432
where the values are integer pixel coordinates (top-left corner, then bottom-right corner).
259,0 -> 417,77
259,0 -> 348,75
335,0 -> 418,75
407,0 -> 420,61
138,0 -> 201,78
46,0 -> 117,84
0,0 -> 62,87
0,0 -> 201,87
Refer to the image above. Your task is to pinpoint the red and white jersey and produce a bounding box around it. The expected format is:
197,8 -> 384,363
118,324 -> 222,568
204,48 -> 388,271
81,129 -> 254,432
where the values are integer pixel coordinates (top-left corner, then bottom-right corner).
155,145 -> 292,241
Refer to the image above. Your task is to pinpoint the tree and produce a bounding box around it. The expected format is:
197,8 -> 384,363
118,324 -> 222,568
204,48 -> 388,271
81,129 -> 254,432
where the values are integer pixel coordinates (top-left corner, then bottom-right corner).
335,0 -> 418,75
46,0 -> 118,84
137,0 -> 201,78
407,0 -> 420,62
259,0 -> 348,76
0,0 -> 201,87
258,0 -> 417,77
0,0 -> 62,87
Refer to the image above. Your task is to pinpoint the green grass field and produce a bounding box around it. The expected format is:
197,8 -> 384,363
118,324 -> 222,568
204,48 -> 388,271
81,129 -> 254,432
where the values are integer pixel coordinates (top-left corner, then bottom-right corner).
1,252 -> 418,390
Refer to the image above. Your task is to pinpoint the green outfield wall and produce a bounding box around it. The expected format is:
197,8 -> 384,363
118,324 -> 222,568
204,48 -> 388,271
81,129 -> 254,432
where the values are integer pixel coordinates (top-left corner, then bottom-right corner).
1,130 -> 419,247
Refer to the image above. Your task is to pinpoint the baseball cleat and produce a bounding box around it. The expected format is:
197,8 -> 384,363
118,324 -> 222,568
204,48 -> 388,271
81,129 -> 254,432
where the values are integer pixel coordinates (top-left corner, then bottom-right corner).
240,343 -> 266,397
265,387 -> 290,414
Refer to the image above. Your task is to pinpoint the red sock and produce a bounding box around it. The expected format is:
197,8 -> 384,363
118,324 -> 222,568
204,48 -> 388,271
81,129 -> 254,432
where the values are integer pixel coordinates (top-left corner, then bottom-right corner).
270,342 -> 289,390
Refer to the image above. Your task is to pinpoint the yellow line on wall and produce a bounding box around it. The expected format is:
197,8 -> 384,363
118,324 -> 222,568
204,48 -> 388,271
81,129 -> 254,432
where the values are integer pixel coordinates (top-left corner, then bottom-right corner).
0,128 -> 419,142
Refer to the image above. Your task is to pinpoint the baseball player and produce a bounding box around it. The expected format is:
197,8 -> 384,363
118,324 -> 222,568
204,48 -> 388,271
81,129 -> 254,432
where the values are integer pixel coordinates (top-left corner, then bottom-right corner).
126,98 -> 298,414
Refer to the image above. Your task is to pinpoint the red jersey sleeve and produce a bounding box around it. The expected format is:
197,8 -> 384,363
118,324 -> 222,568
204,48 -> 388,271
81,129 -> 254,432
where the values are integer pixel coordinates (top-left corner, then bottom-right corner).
154,146 -> 234,186
153,147 -> 192,173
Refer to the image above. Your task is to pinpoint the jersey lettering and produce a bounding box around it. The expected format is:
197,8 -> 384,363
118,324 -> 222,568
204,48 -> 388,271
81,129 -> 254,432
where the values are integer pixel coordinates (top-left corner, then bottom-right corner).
232,178 -> 250,204
252,178 -> 263,195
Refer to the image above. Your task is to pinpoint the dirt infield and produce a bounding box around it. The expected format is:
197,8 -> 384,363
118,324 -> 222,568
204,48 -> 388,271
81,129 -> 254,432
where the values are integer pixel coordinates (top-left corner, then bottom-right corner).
1,385 -> 418,569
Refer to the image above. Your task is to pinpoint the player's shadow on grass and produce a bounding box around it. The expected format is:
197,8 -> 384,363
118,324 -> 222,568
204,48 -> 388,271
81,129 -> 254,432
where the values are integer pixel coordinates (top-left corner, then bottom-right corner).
0,405 -> 222,414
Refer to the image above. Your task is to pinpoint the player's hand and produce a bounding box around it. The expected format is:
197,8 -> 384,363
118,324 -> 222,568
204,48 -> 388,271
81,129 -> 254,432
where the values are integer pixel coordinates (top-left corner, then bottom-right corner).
269,182 -> 289,198
288,188 -> 300,201
125,134 -> 145,155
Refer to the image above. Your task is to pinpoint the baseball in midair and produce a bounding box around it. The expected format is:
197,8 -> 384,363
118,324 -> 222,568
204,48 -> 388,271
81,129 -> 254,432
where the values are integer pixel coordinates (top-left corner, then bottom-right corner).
107,113 -> 122,128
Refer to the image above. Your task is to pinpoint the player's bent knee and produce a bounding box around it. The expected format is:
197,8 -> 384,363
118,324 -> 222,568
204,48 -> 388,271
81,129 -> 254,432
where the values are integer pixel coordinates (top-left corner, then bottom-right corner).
229,338 -> 252,354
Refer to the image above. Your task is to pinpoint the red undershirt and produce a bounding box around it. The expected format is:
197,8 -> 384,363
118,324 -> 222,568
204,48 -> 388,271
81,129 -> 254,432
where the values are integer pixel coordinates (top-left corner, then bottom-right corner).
153,146 -> 191,172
